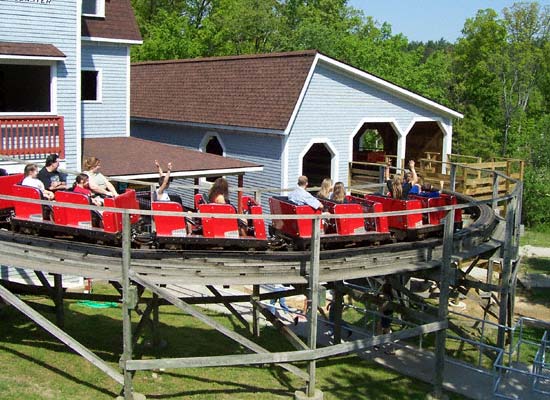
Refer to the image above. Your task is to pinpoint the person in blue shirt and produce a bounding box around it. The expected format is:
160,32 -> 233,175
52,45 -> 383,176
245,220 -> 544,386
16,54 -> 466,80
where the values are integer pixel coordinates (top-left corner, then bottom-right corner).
288,176 -> 323,210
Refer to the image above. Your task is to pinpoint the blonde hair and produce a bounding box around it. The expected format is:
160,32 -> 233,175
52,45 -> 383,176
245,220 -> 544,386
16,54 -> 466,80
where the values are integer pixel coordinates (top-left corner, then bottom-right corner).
83,157 -> 101,171
332,182 -> 346,203
317,178 -> 333,199
391,175 -> 404,199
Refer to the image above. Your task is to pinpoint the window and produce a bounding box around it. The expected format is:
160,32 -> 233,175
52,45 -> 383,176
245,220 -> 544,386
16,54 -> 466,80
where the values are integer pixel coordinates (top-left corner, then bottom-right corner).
82,0 -> 105,17
81,70 -> 101,102
0,64 -> 51,113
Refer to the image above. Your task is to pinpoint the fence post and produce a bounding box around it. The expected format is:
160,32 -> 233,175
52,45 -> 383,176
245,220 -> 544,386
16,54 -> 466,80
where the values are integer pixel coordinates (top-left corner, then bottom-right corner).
449,163 -> 457,192
433,208 -> 454,398
497,196 -> 517,350
492,172 -> 499,211
121,211 -> 134,400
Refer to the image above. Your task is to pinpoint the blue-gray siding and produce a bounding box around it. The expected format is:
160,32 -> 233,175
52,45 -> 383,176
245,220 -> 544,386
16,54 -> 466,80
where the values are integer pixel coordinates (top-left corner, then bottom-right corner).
132,120 -> 284,207
81,43 -> 129,138
0,0 -> 79,172
287,63 -> 452,186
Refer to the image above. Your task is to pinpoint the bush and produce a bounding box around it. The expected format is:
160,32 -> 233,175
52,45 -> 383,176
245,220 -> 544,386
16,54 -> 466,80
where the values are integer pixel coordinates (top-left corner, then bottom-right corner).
523,166 -> 550,232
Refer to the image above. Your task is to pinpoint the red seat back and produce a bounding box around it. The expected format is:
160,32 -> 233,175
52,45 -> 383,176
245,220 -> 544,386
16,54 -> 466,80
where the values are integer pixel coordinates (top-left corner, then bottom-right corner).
319,199 -> 366,235
152,201 -> 187,237
241,196 -> 266,239
53,191 -> 93,228
12,185 -> 44,221
364,194 -> 423,230
345,195 -> 389,233
269,196 -> 322,238
197,203 -> 239,238
103,189 -> 140,233
194,193 -> 208,210
0,173 -> 24,211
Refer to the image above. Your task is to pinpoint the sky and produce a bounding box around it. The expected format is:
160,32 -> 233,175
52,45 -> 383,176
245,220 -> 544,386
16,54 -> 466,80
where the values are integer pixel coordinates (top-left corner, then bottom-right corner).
349,0 -> 550,43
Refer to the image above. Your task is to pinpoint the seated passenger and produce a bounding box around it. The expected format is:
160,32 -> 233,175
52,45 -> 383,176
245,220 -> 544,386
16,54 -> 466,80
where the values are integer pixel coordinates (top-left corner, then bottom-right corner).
22,164 -> 55,200
38,153 -> 67,192
288,176 -> 323,210
331,182 -> 348,204
208,177 -> 247,236
208,177 -> 229,204
73,174 -> 102,207
83,156 -> 118,199
384,160 -> 418,200
154,160 -> 172,201
317,178 -> 333,200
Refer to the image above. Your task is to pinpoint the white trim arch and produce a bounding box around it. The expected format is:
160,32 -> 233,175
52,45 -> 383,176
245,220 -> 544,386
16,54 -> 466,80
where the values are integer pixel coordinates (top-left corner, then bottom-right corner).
348,118 -> 404,168
199,132 -> 226,156
404,117 -> 452,171
297,138 -> 338,184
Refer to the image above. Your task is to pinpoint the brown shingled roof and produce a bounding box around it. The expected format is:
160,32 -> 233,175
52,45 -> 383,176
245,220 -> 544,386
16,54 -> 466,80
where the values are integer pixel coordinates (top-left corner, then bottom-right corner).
82,137 -> 261,177
0,41 -> 65,58
82,0 -> 142,42
131,50 -> 317,131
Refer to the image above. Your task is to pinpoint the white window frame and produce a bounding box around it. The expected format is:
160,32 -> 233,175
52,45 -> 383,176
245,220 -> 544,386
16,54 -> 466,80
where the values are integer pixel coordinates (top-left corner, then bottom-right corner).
82,0 -> 105,18
81,68 -> 102,104
0,59 -> 57,116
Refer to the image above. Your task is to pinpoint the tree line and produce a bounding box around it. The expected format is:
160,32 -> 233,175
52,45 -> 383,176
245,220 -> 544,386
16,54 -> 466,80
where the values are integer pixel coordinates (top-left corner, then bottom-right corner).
131,0 -> 550,230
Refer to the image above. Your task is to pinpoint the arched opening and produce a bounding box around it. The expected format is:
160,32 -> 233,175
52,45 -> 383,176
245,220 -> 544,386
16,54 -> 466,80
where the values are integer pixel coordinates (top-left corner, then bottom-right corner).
203,136 -> 224,182
302,143 -> 332,188
405,121 -> 443,165
204,136 -> 223,156
352,123 -> 398,163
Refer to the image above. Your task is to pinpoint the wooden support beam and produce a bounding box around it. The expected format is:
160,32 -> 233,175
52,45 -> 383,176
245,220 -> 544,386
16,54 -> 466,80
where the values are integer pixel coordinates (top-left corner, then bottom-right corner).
433,209 -> 454,399
126,321 -> 445,371
307,217 -> 321,397
130,273 -> 309,381
53,274 -> 64,328
206,285 -> 249,331
252,284 -> 261,337
121,212 -> 134,399
0,282 -> 124,385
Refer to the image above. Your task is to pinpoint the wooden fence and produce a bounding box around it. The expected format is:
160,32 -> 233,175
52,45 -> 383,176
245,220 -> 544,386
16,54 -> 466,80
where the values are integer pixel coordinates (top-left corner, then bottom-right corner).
0,116 -> 65,159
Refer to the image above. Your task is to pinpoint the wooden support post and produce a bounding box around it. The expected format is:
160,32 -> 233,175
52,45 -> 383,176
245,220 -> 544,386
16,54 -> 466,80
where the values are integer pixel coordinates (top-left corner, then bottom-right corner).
492,172 -> 499,211
152,293 -> 161,347
207,285 -> 250,331
252,284 -> 261,337
306,216 -> 321,398
121,211 -> 134,400
449,163 -> 456,192
432,208 -> 454,398
497,197 -> 516,350
237,174 -> 244,213
53,273 -> 64,328
332,284 -> 344,345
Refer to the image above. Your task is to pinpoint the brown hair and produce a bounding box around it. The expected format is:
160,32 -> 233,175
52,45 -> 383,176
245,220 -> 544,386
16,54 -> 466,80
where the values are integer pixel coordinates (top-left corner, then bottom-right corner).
208,177 -> 229,203
24,164 -> 38,176
332,182 -> 346,203
83,157 -> 100,171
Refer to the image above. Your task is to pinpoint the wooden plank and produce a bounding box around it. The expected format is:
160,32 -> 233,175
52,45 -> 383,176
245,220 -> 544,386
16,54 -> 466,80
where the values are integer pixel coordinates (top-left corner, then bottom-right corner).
0,283 -> 124,385
125,321 -> 446,371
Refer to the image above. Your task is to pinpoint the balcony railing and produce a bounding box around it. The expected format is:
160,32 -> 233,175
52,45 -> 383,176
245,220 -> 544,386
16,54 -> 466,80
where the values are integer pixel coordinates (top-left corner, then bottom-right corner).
0,116 -> 65,160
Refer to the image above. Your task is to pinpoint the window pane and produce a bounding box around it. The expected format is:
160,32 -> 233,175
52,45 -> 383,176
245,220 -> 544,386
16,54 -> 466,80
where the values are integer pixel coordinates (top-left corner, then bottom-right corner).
82,0 -> 97,15
81,70 -> 98,101
0,64 -> 51,113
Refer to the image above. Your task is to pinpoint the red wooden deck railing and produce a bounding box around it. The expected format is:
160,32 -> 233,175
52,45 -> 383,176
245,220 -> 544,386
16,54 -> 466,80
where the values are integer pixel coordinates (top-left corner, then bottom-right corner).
0,116 -> 65,159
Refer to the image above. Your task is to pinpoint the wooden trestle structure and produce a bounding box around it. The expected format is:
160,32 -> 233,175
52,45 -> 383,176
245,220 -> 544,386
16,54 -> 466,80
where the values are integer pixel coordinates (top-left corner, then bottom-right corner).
0,164 -> 522,400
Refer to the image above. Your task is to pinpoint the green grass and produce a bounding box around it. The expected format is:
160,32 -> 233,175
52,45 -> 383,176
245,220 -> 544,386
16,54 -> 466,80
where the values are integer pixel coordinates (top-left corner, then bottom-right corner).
520,229 -> 550,247
0,285 -> 465,400
521,257 -> 550,274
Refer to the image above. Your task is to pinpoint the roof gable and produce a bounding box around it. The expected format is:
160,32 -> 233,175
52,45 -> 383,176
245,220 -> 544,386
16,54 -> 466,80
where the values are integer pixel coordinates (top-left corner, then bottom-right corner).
131,51 -> 317,131
82,0 -> 142,43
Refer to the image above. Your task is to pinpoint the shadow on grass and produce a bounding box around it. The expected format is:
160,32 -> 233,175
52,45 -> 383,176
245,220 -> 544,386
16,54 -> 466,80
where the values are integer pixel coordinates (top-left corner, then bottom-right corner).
0,344 -> 118,398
